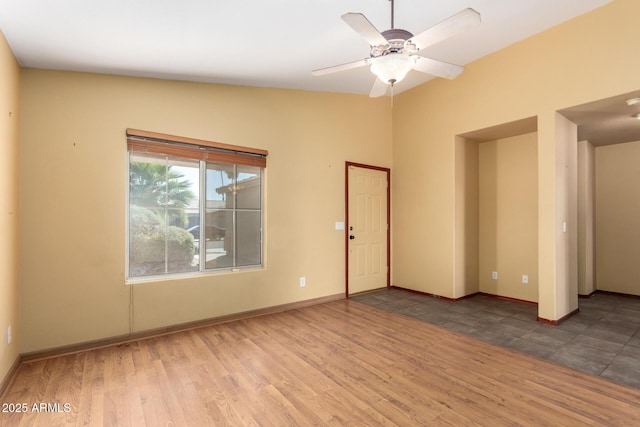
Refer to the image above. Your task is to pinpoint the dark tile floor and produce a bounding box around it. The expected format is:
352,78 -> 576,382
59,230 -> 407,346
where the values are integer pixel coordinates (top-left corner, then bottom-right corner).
351,288 -> 640,389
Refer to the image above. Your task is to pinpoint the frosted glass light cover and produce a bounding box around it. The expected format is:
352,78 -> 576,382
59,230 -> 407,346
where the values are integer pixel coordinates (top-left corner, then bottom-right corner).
370,54 -> 413,84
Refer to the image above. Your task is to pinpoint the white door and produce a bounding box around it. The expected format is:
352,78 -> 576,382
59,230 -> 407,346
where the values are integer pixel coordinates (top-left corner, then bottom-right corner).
347,165 -> 389,295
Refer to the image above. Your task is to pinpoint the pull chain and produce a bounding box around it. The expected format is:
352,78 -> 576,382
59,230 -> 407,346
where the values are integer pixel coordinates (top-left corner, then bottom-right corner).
390,83 -> 394,109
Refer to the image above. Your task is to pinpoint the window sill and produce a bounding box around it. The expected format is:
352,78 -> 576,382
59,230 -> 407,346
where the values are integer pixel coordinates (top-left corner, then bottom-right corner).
125,265 -> 264,285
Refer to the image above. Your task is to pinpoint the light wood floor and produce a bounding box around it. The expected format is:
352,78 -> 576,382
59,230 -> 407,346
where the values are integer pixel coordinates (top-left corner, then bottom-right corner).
2,300 -> 640,426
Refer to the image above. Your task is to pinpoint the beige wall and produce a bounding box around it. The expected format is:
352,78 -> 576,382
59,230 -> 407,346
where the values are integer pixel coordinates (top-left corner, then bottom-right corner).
19,70 -> 392,352
392,0 -> 638,319
578,140 -> 595,295
478,133 -> 538,302
595,140 -> 640,296
0,29 -> 20,383
552,113 -> 579,318
10,0 -> 640,354
454,137 -> 478,298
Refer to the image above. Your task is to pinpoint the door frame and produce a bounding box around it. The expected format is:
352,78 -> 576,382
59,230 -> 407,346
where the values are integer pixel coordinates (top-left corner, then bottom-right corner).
345,161 -> 391,297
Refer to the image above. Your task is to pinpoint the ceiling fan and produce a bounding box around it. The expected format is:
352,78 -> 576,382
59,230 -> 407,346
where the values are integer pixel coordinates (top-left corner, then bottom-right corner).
312,0 -> 481,97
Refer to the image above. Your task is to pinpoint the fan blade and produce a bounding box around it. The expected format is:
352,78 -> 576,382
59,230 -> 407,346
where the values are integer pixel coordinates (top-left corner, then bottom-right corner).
369,78 -> 388,98
413,57 -> 463,79
312,58 -> 369,76
408,8 -> 480,51
342,13 -> 388,47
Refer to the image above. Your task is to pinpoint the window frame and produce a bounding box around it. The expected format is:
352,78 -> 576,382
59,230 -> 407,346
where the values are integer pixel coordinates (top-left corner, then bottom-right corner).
126,129 -> 267,281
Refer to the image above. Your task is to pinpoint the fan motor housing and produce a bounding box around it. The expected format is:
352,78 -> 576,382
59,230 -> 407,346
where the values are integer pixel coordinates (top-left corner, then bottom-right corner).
382,28 -> 413,41
371,28 -> 416,57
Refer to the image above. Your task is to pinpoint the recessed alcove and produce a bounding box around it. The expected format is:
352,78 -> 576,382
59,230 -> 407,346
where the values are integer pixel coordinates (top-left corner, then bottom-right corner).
455,117 -> 539,302
455,90 -> 640,312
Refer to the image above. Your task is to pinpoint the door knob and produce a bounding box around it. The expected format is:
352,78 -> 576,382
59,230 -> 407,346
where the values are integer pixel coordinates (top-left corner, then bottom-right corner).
349,235 -> 355,240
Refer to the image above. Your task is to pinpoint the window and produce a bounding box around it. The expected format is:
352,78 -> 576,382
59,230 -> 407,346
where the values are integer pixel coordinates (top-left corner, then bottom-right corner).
126,129 -> 267,279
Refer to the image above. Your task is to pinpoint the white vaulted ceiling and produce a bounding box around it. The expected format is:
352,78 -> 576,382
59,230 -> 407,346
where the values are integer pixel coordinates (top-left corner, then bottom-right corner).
0,0 -> 612,95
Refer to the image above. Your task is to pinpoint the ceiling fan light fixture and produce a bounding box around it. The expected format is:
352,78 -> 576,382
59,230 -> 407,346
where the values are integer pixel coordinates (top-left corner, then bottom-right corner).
370,53 -> 413,85
312,4 -> 481,95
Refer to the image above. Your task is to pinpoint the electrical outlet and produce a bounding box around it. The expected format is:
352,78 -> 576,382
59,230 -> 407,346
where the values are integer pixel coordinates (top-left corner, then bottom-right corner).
522,275 -> 529,284
7,326 -> 11,345
492,271 -> 498,280
299,277 -> 306,287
